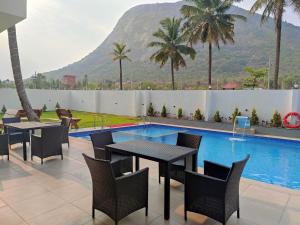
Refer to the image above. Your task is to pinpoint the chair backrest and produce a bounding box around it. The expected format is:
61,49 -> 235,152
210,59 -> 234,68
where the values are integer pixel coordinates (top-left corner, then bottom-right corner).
2,117 -> 21,124
61,117 -> 71,128
2,117 -> 21,133
90,131 -> 114,149
41,126 -> 63,149
226,155 -> 250,195
176,132 -> 202,149
82,154 -> 116,199
17,109 -> 42,118
90,131 -> 114,159
56,108 -> 72,119
0,134 -> 9,155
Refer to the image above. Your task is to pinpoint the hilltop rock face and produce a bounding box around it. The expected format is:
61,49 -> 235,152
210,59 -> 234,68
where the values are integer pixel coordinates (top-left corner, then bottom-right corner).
44,1 -> 300,82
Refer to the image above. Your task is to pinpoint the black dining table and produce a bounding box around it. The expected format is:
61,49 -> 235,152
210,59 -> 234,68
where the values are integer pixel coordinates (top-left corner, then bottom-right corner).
4,121 -> 59,161
105,140 -> 198,220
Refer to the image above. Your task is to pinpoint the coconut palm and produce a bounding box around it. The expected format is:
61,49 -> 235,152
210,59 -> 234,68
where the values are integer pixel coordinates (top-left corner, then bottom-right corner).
148,17 -> 196,90
250,0 -> 300,89
7,26 -> 39,121
181,0 -> 246,89
112,42 -> 131,90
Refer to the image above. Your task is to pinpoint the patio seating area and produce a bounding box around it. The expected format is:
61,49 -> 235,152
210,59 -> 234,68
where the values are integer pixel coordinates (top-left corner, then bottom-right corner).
0,136 -> 300,225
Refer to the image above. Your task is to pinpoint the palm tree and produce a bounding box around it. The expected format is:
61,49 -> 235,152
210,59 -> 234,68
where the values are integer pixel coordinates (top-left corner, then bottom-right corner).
181,0 -> 246,89
250,0 -> 300,89
148,17 -> 196,90
112,42 -> 131,90
7,25 -> 39,121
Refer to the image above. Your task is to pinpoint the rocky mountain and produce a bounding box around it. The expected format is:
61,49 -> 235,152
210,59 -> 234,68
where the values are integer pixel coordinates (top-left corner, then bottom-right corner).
44,1 -> 300,82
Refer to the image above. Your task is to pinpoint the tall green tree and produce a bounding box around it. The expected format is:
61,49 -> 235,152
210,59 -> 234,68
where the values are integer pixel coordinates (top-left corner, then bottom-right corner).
250,0 -> 300,89
148,17 -> 196,90
7,26 -> 39,121
243,67 -> 267,89
112,42 -> 131,90
181,0 -> 246,89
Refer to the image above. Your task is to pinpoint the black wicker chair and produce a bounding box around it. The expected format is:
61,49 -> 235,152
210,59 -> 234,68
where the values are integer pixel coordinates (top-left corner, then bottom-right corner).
2,117 -> 30,147
31,126 -> 64,164
61,117 -> 71,147
83,153 -> 149,225
159,132 -> 202,184
184,155 -> 250,225
0,134 -> 9,160
90,131 -> 133,174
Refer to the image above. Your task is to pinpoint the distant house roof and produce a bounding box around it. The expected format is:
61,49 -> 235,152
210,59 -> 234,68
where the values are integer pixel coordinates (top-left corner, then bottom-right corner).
223,82 -> 239,90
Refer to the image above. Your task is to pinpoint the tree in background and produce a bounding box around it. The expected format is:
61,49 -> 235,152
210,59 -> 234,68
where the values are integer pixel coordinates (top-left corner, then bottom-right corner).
148,17 -> 196,90
7,26 -> 39,121
181,0 -> 246,89
112,42 -> 131,90
250,0 -> 300,89
243,67 -> 267,89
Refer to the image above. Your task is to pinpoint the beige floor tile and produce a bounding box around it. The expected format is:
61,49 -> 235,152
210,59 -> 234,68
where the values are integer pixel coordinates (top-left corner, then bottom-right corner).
33,176 -> 77,191
279,208 -> 300,225
0,183 -> 48,204
0,206 -> 23,225
239,197 -> 284,225
72,195 -> 92,215
93,208 -> 159,225
50,183 -> 90,202
242,185 -> 289,207
286,195 -> 300,210
27,204 -> 91,225
9,192 -> 65,220
226,216 -> 259,225
0,198 -> 6,208
0,175 -> 37,191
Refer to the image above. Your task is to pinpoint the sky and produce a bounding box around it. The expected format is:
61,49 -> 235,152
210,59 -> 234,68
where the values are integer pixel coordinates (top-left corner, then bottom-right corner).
0,0 -> 299,80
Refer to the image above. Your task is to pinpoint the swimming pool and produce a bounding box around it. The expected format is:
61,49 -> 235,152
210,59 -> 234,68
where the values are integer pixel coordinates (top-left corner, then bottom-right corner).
70,124 -> 300,190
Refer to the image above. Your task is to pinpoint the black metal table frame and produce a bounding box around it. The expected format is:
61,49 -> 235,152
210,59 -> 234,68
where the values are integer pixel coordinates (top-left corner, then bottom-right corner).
105,141 -> 198,220
4,123 -> 59,161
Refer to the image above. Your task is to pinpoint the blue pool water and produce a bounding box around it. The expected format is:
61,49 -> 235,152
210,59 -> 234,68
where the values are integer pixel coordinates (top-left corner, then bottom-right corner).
70,124 -> 300,190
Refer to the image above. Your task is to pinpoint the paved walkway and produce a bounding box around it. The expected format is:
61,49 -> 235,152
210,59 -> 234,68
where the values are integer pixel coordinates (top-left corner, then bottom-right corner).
0,138 -> 299,225
149,117 -> 300,139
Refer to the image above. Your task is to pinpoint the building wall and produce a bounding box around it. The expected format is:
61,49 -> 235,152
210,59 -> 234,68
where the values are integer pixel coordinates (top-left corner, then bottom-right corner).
0,88 -> 299,122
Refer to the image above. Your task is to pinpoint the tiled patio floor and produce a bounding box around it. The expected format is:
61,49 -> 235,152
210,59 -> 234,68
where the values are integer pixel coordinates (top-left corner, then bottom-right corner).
0,137 -> 300,225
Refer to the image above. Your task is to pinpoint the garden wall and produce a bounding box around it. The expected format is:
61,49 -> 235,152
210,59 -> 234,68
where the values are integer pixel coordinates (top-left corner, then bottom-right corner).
0,88 -> 299,122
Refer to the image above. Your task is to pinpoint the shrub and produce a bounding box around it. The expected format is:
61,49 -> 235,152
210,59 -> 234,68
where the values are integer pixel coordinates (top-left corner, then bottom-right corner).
161,105 -> 167,117
194,108 -> 204,120
271,111 -> 282,127
147,103 -> 155,116
250,108 -> 259,125
177,108 -> 183,119
55,102 -> 60,109
1,105 -> 6,114
42,104 -> 47,112
214,111 -> 222,122
232,108 -> 241,123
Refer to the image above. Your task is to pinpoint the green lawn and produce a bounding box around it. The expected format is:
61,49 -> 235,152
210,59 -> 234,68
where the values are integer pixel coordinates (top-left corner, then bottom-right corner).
0,111 -> 142,129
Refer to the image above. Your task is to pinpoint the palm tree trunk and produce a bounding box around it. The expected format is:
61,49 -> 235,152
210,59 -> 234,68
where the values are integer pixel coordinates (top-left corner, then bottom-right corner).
7,26 -> 39,121
274,8 -> 283,89
208,42 -> 212,89
171,59 -> 175,90
119,59 -> 123,90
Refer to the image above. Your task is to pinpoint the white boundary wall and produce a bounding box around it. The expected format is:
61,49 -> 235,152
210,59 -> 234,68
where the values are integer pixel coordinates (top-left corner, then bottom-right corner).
0,89 -> 299,122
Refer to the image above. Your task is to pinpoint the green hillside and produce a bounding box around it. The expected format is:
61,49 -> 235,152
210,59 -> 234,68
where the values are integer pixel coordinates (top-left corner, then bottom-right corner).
44,1 -> 300,83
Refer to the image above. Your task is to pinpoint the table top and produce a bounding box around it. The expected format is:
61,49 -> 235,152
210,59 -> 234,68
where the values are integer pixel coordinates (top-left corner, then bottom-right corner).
5,122 -> 58,130
106,140 -> 198,163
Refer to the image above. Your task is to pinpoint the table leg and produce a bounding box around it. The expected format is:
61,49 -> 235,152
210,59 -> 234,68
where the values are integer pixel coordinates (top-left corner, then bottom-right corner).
192,153 -> 198,172
135,156 -> 140,171
164,162 -> 170,220
23,132 -> 27,161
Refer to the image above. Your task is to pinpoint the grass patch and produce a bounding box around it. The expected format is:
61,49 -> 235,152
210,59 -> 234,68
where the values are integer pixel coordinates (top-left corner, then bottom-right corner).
1,111 -> 142,129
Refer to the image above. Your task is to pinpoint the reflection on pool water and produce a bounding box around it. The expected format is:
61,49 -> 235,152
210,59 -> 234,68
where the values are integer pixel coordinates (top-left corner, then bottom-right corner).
70,124 -> 300,190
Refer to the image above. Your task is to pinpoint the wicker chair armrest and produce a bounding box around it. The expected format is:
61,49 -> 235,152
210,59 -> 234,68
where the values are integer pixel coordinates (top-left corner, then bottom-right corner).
204,160 -> 231,180
185,171 -> 226,198
116,168 -> 149,197
31,134 -> 42,141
